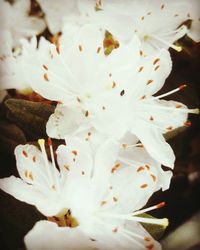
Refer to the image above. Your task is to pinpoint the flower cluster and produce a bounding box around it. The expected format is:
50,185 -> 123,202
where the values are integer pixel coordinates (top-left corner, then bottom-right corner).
0,1 -> 199,249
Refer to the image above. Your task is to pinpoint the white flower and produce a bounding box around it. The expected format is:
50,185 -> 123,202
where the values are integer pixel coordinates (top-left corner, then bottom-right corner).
20,25 -> 198,167
36,0 -> 77,34
0,137 -> 167,249
63,0 -> 200,54
0,0 -> 45,56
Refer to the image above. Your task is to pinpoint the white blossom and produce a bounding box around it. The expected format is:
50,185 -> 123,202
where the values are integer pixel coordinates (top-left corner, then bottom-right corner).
0,137 -> 167,249
19,25 -> 199,167
0,0 -> 45,56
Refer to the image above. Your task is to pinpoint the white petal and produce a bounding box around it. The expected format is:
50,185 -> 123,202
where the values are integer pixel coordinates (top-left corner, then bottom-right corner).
24,220 -> 95,250
0,176 -> 61,216
132,123 -> 175,167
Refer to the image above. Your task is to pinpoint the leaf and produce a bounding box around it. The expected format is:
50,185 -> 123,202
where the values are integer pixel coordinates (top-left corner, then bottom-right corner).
138,213 -> 168,240
0,120 -> 26,153
5,99 -> 55,139
164,126 -> 187,141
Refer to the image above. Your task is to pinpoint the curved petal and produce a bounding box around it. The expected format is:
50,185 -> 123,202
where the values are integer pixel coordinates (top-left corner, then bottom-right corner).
0,176 -> 62,216
24,220 -> 95,250
132,123 -> 175,167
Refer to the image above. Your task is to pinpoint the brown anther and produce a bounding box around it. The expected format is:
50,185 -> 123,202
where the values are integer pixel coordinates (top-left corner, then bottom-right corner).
147,79 -> 153,85
44,73 -> 49,81
138,66 -> 144,72
146,243 -> 154,250
76,96 -> 81,103
72,150 -> 77,156
101,201 -> 107,206
140,95 -> 146,100
85,110 -> 89,117
156,202 -> 166,209
179,84 -> 187,90
102,106 -> 106,110
144,236 -> 151,242
97,47 -> 101,53
22,150 -> 28,158
184,121 -> 192,127
137,166 -> 145,172
145,164 -> 150,170
141,16 -> 145,20
24,170 -> 28,178
29,172 -> 34,181
78,45 -> 83,52
43,64 -> 48,70
32,156 -> 36,162
111,163 -> 121,173
154,65 -> 160,71
161,4 -> 165,9
56,46 -> 60,54
64,164 -> 70,171
147,12 -> 152,15
122,143 -> 128,149
166,126 -> 173,131
176,104 -> 182,108
112,81 -> 116,88
109,73 -> 112,77
140,50 -> 143,56
112,228 -> 118,233
174,14 -> 179,17
140,183 -> 148,189
150,116 -> 154,121
113,197 -> 118,202
153,58 -> 160,65
151,174 -> 157,182
81,171 -> 85,175
120,89 -> 125,96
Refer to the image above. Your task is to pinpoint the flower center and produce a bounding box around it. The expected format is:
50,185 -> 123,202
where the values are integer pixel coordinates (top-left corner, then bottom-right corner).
47,208 -> 79,228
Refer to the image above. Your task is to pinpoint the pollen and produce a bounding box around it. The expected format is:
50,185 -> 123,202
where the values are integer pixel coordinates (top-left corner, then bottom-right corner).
96,47 -> 101,53
120,89 -> 125,96
43,64 -> 48,70
113,196 -> 118,202
151,174 -> 157,182
140,183 -> 148,189
154,65 -> 160,71
145,164 -> 150,170
146,243 -> 154,250
78,45 -> 83,52
56,46 -> 60,54
85,110 -> 89,117
147,79 -> 153,85
153,58 -> 160,65
161,4 -> 165,9
22,150 -> 28,158
71,150 -> 77,156
150,116 -> 154,121
64,164 -> 70,171
112,228 -> 118,233
112,81 -> 116,88
43,73 -> 49,81
111,163 -> 121,173
138,66 -> 144,72
101,201 -> 107,206
137,166 -> 145,172
144,236 -> 151,242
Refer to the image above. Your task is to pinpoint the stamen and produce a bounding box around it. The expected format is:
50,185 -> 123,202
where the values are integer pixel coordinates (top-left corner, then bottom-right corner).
154,84 -> 187,99
48,138 -> 60,192
132,202 -> 166,216
150,34 -> 182,52
99,212 -> 169,227
38,139 -> 54,189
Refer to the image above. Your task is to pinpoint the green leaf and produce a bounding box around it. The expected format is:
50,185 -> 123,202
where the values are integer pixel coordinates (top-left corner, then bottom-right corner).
138,213 -> 168,240
5,99 -> 55,138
